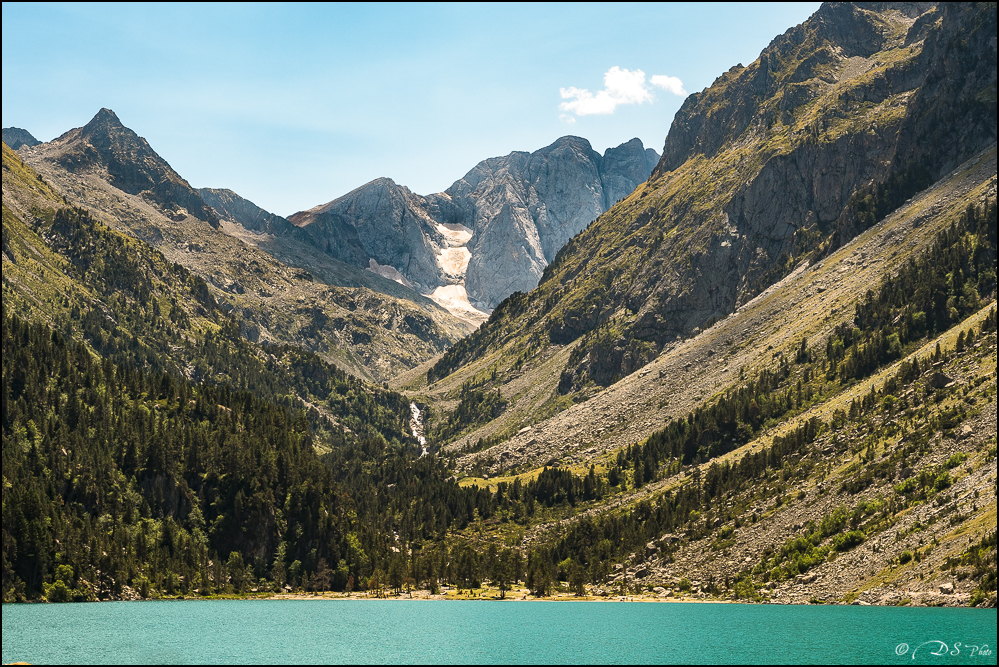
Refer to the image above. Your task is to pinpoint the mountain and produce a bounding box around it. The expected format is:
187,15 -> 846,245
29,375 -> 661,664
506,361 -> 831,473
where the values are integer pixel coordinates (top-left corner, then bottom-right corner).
452,136 -> 660,309
1,127 -> 40,150
403,1 -> 997,602
289,136 -> 660,315
3,1 -> 996,608
14,110 -> 470,382
37,108 -> 220,227
429,1 -> 997,391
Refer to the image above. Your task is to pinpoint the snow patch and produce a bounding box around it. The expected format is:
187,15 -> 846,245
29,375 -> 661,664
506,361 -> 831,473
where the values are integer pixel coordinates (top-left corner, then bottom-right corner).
438,246 -> 471,277
436,222 -> 473,245
366,258 -> 414,288
428,285 -> 490,327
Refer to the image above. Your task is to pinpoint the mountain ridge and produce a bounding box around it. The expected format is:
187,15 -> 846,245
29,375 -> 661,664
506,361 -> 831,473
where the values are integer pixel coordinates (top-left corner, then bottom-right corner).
13,113 -> 470,382
1,127 -> 40,150
427,1 -> 996,395
290,135 -> 660,312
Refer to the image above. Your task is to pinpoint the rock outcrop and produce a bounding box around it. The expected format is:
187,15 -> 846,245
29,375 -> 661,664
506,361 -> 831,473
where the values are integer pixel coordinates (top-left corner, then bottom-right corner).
2,127 -> 41,150
290,137 -> 660,312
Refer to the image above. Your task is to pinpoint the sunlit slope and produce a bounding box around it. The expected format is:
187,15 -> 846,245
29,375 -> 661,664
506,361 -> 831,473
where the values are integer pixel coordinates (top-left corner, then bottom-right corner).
15,110 -> 469,383
418,2 -> 996,456
443,147 -> 996,474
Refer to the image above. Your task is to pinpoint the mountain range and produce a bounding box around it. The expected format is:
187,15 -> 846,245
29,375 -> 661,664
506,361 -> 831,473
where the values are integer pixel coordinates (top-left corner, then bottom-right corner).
2,1 -> 996,607
288,136 -> 658,315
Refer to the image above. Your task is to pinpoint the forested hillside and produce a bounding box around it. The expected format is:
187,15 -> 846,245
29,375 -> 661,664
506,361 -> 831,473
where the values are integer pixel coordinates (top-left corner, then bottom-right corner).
2,1 -> 996,606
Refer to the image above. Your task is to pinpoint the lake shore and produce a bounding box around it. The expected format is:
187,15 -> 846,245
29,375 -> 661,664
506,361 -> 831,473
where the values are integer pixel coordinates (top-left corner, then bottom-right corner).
265,589 -> 733,603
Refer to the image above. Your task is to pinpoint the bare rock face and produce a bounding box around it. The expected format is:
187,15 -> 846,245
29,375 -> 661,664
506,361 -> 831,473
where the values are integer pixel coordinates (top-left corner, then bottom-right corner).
2,127 -> 41,150
451,136 -> 661,307
22,108 -> 219,227
291,177 -> 456,293
600,138 -> 662,208
293,137 -> 660,312
454,136 -> 607,307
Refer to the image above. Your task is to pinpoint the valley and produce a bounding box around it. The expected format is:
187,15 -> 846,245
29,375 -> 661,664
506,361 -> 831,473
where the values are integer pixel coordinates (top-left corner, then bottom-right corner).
2,1 -> 996,611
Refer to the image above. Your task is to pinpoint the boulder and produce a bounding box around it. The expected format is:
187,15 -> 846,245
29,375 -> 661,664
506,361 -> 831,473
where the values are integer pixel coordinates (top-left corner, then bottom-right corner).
928,372 -> 954,389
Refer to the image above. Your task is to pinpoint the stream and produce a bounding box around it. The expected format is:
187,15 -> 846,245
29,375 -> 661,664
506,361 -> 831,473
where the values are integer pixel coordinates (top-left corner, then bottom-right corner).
409,402 -> 427,456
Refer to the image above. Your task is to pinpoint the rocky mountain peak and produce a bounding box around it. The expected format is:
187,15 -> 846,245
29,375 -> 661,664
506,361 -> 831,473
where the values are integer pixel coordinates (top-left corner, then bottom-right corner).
2,127 -> 41,150
82,107 -> 125,133
29,109 -> 220,228
654,2 -> 945,177
292,136 -> 659,313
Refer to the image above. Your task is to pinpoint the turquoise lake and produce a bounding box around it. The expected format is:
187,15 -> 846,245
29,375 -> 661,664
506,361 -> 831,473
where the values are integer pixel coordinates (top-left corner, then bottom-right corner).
2,600 -> 996,665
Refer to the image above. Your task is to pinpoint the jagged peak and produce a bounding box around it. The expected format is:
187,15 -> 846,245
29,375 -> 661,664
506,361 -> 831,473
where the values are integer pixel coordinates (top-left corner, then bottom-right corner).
544,135 -> 595,152
81,107 -> 127,135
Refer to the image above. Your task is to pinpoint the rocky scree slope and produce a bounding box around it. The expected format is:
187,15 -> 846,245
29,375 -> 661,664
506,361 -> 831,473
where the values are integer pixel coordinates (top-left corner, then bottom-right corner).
422,2 -> 996,433
442,147 -> 996,475
12,112 -> 469,382
289,136 -> 659,314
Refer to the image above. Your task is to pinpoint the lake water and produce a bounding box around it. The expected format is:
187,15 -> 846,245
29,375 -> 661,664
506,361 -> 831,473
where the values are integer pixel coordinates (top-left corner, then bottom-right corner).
2,600 -> 996,665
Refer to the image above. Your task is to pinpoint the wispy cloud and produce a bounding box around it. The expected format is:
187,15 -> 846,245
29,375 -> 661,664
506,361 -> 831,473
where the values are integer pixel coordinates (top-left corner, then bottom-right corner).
559,66 -> 686,120
650,74 -> 687,97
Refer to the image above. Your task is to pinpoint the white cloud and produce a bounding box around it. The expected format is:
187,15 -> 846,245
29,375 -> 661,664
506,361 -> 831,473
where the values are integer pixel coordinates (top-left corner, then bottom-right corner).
559,67 -> 686,118
651,74 -> 687,96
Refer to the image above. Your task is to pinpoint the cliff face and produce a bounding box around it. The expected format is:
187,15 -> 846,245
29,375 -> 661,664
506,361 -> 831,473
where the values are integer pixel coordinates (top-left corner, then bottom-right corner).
291,137 -> 660,311
452,136 -> 659,308
429,2 -> 996,390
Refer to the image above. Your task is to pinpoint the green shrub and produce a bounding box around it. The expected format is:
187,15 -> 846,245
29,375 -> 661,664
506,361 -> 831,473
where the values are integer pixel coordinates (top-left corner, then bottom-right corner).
733,575 -> 759,600
944,453 -> 967,469
833,530 -> 865,552
934,471 -> 953,491
43,579 -> 71,603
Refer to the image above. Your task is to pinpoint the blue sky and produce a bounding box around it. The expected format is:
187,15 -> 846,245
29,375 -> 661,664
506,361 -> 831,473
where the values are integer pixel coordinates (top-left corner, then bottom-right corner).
2,2 -> 819,216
